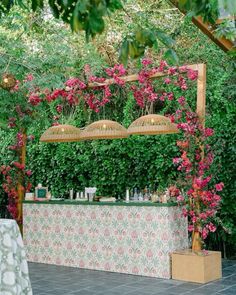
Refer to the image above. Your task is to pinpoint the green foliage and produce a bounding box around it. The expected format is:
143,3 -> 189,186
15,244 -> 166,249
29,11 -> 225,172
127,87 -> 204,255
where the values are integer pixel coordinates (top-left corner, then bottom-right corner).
214,19 -> 236,42
178,0 -> 219,23
119,28 -> 177,65
0,1 -> 179,64
26,134 -> 179,198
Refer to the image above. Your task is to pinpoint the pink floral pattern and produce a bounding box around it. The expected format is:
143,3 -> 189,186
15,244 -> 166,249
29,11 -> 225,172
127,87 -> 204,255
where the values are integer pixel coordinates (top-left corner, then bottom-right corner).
23,204 -> 188,279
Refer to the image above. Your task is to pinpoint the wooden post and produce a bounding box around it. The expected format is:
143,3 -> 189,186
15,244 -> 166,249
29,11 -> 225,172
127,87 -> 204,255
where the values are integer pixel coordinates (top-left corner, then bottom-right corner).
17,129 -> 27,234
196,64 -> 206,126
192,64 -> 207,251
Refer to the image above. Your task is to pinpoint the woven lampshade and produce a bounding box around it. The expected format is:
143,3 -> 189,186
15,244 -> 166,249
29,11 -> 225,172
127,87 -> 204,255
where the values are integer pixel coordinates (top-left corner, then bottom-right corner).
1,73 -> 16,90
40,124 -> 81,143
80,120 -> 128,140
127,114 -> 179,135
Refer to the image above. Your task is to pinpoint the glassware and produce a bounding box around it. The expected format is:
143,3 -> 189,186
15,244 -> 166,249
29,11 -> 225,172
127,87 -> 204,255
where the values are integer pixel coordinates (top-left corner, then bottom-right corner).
133,188 -> 138,201
144,186 -> 149,201
125,188 -> 130,202
69,189 -> 74,200
85,187 -> 97,202
138,192 -> 143,201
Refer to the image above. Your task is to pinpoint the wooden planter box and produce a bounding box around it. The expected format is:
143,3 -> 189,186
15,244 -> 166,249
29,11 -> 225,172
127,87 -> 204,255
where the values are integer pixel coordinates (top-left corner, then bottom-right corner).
171,249 -> 222,283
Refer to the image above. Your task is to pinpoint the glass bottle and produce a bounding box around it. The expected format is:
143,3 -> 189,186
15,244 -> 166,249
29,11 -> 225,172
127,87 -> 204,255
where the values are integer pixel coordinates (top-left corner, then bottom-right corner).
133,187 -> 138,201
138,191 -> 143,201
143,186 -> 148,201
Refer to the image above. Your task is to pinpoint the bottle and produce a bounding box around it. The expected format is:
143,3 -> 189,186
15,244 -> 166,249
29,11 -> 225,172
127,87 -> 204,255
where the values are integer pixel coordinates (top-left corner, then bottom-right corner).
125,188 -> 130,202
144,186 -> 148,201
133,188 -> 138,201
138,191 -> 143,201
69,189 -> 74,200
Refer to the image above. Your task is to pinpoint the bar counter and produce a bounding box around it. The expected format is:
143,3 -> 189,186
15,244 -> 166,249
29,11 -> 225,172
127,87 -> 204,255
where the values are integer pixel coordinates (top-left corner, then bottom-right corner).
23,200 -> 188,279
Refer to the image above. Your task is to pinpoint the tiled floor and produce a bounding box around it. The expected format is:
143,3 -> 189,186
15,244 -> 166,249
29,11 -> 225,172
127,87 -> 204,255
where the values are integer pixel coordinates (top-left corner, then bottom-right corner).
29,260 -> 236,295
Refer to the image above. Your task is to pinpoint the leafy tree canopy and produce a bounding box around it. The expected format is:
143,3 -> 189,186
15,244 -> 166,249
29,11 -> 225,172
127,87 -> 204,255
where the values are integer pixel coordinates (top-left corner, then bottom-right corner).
0,0 -> 235,64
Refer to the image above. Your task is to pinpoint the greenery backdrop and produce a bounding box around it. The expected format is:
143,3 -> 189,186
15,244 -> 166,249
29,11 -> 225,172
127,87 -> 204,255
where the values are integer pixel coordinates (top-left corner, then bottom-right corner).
0,1 -> 235,257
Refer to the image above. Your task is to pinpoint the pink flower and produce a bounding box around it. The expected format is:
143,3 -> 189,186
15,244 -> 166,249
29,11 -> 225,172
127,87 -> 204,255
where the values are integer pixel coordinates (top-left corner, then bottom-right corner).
56,104 -> 63,114
207,223 -> 216,232
199,212 -> 207,220
8,145 -> 17,150
159,60 -> 168,72
167,93 -> 174,101
177,195 -> 184,202
51,89 -> 67,100
179,65 -> 187,73
188,225 -> 194,232
28,93 -> 41,106
105,64 -> 126,80
202,249 -> 209,255
187,189 -> 194,196
202,227 -> 209,239
25,170 -> 32,177
164,78 -> 171,84
13,162 -> 25,170
65,78 -> 86,89
168,67 -> 177,75
187,69 -> 198,81
215,182 -> 224,191
173,157 -> 181,164
182,207 -> 188,217
204,128 -> 214,137
25,74 -> 34,81
10,80 -> 20,92
8,117 -> 16,128
142,58 -> 152,66
178,96 -> 185,105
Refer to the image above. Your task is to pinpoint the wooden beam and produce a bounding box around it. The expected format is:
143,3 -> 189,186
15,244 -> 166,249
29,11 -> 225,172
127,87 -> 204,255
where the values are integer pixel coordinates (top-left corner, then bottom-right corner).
168,0 -> 235,52
88,62 -> 207,125
192,16 -> 234,52
88,64 -> 200,88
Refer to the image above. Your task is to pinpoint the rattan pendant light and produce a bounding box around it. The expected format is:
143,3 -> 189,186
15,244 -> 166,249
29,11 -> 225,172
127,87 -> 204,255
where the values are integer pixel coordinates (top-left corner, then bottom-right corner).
1,73 -> 16,90
127,114 -> 179,135
40,124 -> 81,143
80,120 -> 128,140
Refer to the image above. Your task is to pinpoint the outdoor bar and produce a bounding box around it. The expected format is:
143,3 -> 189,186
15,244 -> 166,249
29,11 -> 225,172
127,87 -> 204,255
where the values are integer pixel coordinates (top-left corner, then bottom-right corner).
23,200 -> 188,279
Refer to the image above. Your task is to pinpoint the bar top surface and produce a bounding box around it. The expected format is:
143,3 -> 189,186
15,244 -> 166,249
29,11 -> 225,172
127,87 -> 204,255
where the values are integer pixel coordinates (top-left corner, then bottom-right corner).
23,200 -> 177,207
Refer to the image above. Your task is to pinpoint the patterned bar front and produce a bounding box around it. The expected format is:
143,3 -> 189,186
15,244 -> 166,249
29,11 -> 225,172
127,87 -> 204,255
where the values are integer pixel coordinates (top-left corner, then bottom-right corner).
23,203 -> 188,279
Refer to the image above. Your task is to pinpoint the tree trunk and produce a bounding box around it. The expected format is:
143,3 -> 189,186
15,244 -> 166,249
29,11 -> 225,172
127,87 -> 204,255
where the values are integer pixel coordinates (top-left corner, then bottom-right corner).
192,231 -> 202,251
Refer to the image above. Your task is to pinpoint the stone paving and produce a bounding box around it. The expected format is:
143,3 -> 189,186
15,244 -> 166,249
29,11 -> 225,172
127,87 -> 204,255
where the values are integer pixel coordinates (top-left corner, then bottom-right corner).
29,259 -> 236,295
